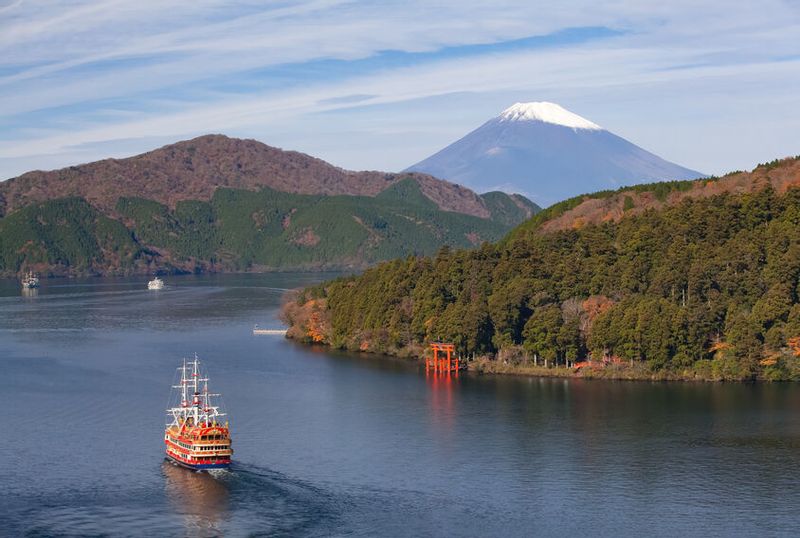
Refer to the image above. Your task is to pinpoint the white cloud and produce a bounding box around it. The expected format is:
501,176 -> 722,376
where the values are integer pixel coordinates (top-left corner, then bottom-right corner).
0,1 -> 798,178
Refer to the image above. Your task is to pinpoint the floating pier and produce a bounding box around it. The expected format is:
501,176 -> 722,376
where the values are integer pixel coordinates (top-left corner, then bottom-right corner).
252,325 -> 287,335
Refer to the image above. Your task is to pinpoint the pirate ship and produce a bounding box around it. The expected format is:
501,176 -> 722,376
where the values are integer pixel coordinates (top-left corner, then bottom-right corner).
164,356 -> 232,471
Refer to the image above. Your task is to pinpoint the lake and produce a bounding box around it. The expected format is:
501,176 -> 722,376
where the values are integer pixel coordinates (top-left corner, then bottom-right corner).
2,273 -> 800,537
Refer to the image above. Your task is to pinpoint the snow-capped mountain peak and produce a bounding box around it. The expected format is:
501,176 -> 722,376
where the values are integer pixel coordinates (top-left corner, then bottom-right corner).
498,102 -> 602,131
405,101 -> 704,206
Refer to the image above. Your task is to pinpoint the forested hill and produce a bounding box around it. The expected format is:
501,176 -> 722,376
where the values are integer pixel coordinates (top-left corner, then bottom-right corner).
0,136 -> 540,276
0,180 -> 538,276
284,156 -> 800,381
0,134 -> 524,219
508,156 -> 800,239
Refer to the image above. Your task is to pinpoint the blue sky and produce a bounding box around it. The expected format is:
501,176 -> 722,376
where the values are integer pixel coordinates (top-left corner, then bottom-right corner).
1,0 -> 799,181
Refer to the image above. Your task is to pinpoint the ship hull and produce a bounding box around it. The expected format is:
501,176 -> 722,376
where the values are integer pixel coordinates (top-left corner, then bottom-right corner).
165,452 -> 230,471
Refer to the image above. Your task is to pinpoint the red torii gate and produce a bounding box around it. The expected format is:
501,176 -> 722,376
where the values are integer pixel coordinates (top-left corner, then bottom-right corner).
426,342 -> 459,374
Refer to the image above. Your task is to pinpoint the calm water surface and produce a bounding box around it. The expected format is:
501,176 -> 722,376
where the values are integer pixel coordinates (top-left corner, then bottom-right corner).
2,274 -> 800,537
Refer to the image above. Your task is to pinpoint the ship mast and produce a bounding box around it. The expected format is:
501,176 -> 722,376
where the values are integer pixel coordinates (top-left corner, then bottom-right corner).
181,357 -> 188,410
167,354 -> 225,428
192,355 -> 199,426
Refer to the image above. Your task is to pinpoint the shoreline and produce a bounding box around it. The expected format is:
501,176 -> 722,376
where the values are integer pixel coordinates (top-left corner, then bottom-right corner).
466,358 -> 711,383
0,266 -> 359,280
286,336 -> 781,383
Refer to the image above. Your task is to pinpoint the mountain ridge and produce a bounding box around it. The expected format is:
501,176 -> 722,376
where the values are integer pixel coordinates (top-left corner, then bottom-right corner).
510,155 -> 800,240
0,137 -> 541,276
0,134 -> 527,220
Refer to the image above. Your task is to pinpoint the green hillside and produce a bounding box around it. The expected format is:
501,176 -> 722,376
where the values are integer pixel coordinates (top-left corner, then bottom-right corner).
0,180 -> 522,276
285,179 -> 800,382
480,191 -> 541,227
0,198 -> 143,274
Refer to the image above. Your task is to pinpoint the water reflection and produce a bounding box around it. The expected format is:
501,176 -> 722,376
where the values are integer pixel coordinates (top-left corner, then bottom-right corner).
21,287 -> 39,298
162,461 -> 230,535
426,371 -> 457,437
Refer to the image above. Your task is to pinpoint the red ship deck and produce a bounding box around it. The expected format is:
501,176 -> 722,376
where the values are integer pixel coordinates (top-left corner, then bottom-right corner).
164,421 -> 232,470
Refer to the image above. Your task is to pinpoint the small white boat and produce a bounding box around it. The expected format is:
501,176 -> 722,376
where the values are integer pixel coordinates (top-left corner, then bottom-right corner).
21,270 -> 40,289
148,277 -> 165,290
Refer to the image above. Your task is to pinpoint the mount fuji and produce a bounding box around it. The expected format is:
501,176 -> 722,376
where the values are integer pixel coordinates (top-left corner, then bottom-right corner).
405,102 -> 705,206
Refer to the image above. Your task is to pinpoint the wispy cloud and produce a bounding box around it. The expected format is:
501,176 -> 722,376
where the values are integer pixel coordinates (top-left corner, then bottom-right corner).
1,1 -> 798,179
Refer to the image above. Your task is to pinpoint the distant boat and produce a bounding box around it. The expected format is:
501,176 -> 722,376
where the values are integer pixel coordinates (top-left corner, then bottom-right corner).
164,355 -> 232,471
21,271 -> 39,289
148,277 -> 165,290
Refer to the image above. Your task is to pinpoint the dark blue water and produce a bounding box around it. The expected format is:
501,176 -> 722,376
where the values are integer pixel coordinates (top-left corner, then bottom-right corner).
2,274 -> 800,537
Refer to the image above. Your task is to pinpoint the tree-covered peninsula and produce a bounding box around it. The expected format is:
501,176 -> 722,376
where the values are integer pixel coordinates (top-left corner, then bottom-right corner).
284,157 -> 800,381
